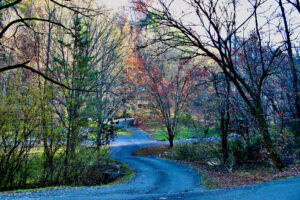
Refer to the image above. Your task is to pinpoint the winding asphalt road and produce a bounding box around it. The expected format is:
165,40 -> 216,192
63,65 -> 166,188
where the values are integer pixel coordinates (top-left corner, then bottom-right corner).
1,124 -> 300,200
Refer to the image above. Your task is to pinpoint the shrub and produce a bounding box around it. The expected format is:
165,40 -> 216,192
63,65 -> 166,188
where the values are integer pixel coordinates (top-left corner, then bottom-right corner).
273,131 -> 298,166
174,144 -> 199,161
173,142 -> 221,163
229,136 -> 264,166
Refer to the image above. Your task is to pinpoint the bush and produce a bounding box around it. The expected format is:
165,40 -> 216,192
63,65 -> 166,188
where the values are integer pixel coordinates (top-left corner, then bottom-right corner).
229,136 -> 264,166
273,131 -> 298,166
0,145 -> 123,191
77,148 -> 121,186
174,144 -> 199,161
229,130 -> 300,167
60,147 -> 112,185
173,142 -> 221,163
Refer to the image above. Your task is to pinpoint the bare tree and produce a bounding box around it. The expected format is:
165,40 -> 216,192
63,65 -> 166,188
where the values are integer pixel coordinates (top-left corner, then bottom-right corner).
277,0 -> 300,146
0,0 -> 101,89
133,0 -> 297,169
131,45 -> 199,147
86,16 -> 127,151
286,0 -> 300,12
211,72 -> 231,164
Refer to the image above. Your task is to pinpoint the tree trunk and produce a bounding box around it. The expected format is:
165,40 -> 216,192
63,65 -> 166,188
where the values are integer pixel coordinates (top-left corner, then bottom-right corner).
64,127 -> 71,183
222,66 -> 285,170
222,79 -> 230,164
256,112 -> 285,170
220,114 -> 229,164
97,122 -> 103,151
278,0 -> 300,148
168,131 -> 174,148
64,98 -> 73,183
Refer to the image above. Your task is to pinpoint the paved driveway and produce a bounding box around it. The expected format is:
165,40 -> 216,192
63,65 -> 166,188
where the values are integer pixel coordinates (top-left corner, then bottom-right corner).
1,125 -> 299,200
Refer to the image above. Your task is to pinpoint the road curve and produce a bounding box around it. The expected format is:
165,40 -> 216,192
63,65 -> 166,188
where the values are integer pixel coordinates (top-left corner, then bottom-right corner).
1,125 -> 300,200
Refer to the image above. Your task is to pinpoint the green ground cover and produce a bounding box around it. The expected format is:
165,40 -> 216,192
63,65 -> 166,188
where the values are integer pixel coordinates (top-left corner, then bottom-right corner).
115,128 -> 133,137
144,121 -> 219,141
1,146 -> 133,192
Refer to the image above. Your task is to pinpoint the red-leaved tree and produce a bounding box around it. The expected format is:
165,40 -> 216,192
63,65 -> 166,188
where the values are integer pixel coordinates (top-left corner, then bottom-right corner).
128,48 -> 202,147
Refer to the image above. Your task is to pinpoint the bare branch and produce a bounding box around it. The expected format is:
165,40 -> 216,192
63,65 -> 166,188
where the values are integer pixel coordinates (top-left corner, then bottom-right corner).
0,61 -> 98,92
0,17 -> 73,39
0,0 -> 21,10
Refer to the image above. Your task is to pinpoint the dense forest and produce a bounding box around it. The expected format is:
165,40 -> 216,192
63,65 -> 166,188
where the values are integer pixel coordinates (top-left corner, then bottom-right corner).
0,0 -> 299,192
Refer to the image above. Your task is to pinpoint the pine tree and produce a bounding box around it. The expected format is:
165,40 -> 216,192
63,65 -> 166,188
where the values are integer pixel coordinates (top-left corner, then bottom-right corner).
53,13 -> 94,183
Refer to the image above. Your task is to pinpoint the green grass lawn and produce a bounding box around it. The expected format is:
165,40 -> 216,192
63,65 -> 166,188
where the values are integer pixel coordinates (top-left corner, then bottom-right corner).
88,126 -> 133,140
115,128 -> 133,137
145,123 -> 196,141
206,127 -> 219,137
145,122 -> 219,141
